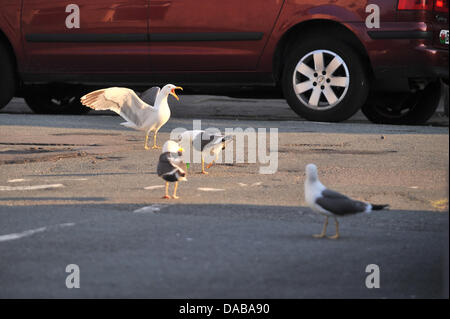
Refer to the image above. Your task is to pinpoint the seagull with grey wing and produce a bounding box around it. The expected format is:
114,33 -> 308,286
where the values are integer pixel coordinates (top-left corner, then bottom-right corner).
305,164 -> 389,239
157,140 -> 187,199
176,130 -> 233,174
80,84 -> 183,149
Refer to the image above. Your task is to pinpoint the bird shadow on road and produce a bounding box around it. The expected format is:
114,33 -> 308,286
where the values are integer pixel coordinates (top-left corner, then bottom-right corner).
0,113 -> 447,135
0,202 -> 447,299
0,197 -> 107,202
25,172 -> 157,177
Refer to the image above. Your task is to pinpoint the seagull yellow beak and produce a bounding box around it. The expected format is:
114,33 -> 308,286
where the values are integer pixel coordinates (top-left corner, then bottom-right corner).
178,147 -> 184,153
170,86 -> 183,101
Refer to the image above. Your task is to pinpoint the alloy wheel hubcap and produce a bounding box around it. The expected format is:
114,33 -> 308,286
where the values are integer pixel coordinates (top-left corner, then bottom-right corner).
292,49 -> 350,111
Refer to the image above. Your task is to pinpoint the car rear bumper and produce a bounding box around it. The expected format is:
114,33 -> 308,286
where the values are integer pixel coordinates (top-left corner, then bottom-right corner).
373,45 -> 449,80
363,22 -> 448,79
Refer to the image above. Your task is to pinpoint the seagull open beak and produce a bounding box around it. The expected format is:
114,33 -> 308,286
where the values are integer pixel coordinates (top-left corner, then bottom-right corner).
170,86 -> 183,101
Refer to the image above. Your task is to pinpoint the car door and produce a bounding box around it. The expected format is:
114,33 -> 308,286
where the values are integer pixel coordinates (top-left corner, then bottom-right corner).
22,0 -> 150,74
147,0 -> 284,71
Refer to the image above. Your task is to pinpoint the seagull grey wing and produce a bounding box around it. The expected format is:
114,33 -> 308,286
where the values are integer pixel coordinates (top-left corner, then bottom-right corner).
192,131 -> 216,152
316,189 -> 368,215
321,189 -> 351,199
140,86 -> 160,106
167,153 -> 187,174
222,135 -> 234,142
157,153 -> 176,177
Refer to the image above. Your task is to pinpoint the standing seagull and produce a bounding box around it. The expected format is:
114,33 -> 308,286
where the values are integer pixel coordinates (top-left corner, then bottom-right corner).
157,140 -> 187,199
177,130 -> 233,174
304,164 -> 389,239
80,84 -> 183,149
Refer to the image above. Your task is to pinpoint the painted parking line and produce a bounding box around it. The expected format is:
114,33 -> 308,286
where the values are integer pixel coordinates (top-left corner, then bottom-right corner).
0,222 -> 75,243
197,187 -> 225,192
7,179 -> 31,183
0,184 -> 64,191
144,185 -> 165,190
134,204 -> 168,213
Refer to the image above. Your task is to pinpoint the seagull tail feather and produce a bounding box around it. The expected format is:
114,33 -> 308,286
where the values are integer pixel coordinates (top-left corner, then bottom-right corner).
371,204 -> 390,211
120,122 -> 137,129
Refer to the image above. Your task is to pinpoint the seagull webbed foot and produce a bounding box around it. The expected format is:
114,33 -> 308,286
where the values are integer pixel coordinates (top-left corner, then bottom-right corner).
327,234 -> 340,240
162,195 -> 171,199
152,145 -> 161,149
201,171 -> 209,175
313,233 -> 326,239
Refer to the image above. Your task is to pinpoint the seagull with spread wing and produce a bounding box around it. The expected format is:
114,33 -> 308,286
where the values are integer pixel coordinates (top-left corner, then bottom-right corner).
176,130 -> 233,174
305,163 -> 389,239
80,84 -> 183,149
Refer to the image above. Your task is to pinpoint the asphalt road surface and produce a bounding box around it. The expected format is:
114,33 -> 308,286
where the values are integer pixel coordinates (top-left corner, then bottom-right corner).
0,97 -> 448,298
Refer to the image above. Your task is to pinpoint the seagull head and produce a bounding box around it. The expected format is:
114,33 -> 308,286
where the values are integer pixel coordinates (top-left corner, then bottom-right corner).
305,163 -> 319,182
162,84 -> 183,101
162,140 -> 184,155
221,135 -> 234,150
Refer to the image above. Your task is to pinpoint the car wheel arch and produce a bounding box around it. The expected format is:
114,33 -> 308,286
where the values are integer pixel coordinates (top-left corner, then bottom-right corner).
0,29 -> 18,109
0,29 -> 18,75
272,19 -> 373,86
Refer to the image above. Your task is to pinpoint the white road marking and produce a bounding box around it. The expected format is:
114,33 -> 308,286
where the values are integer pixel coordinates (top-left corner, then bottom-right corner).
7,179 -> 30,183
47,178 -> 88,182
134,204 -> 168,213
0,222 -> 75,243
197,187 -> 225,192
144,185 -> 165,190
0,184 -> 64,191
7,178 -> 86,184
238,182 -> 261,187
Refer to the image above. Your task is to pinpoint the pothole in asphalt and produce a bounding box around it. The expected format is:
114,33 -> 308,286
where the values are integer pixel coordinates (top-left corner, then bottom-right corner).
0,148 -> 88,165
0,142 -> 100,147
307,149 -> 397,155
51,132 -> 121,136
279,148 -> 397,155
0,148 -> 54,155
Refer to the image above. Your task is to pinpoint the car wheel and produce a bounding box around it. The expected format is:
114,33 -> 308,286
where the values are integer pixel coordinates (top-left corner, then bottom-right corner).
0,43 -> 16,110
24,90 -> 90,115
282,37 -> 369,122
361,80 -> 441,125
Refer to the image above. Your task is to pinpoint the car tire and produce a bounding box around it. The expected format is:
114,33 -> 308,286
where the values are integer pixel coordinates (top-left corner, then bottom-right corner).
24,89 -> 90,115
281,37 -> 369,122
0,43 -> 16,110
361,80 -> 441,125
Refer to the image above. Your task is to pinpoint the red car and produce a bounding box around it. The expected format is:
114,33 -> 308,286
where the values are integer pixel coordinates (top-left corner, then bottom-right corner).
0,0 -> 448,124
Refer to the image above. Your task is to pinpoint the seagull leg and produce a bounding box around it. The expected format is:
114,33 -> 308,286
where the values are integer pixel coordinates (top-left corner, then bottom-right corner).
144,132 -> 150,150
328,218 -> 340,239
201,157 -> 208,175
172,182 -> 180,199
152,130 -> 161,149
313,216 -> 328,238
206,154 -> 219,169
162,182 -> 170,199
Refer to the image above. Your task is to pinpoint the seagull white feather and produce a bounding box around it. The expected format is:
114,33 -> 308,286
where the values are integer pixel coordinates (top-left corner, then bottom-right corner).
176,130 -> 233,174
305,163 -> 389,239
80,84 -> 182,149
